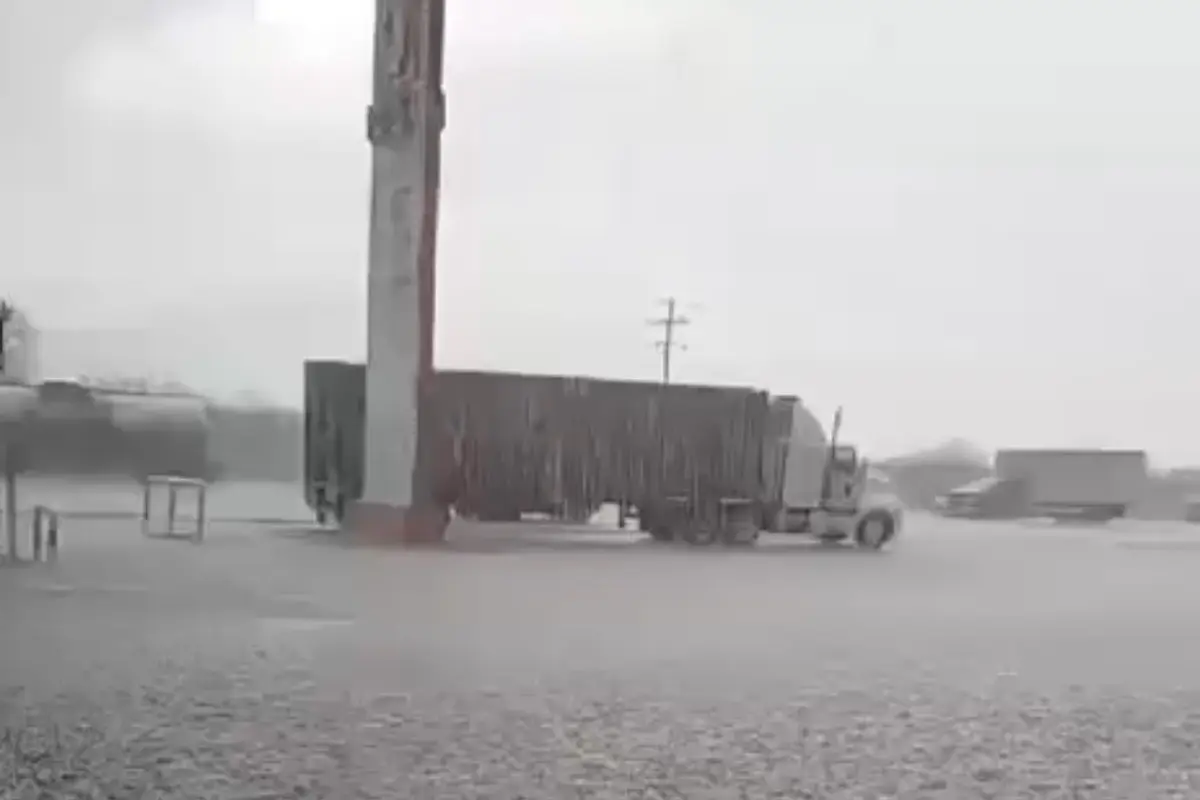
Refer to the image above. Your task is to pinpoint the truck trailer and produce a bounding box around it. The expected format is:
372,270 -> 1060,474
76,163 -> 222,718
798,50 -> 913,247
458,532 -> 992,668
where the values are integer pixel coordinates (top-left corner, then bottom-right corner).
304,362 -> 625,525
302,360 -> 901,548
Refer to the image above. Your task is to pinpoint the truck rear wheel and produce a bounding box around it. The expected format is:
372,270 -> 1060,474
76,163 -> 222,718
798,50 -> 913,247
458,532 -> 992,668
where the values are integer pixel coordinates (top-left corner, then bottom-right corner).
1082,505 -> 1124,523
648,526 -> 674,542
720,504 -> 760,546
855,510 -> 894,550
723,529 -> 759,546
682,520 -> 718,546
478,505 -> 521,523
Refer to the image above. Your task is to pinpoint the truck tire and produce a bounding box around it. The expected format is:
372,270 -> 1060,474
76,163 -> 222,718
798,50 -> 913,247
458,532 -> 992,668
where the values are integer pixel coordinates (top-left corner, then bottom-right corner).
648,525 -> 674,542
1094,504 -> 1125,523
681,520 -> 718,547
479,505 -> 521,523
757,504 -> 783,533
855,510 -> 894,550
720,505 -> 761,546
723,529 -> 759,546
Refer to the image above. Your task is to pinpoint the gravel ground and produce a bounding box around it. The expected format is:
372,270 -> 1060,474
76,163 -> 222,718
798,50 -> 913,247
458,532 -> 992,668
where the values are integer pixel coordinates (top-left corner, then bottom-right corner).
5,499 -> 1200,798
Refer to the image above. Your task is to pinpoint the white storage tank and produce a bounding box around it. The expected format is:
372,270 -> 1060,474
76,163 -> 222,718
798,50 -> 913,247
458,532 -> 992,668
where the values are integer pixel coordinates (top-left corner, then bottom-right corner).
104,391 -> 211,433
101,391 -> 212,478
0,382 -> 38,423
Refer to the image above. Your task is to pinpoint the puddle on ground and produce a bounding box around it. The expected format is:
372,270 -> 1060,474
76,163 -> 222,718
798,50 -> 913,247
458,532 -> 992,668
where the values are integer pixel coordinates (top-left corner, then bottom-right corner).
33,584 -> 75,595
31,583 -> 153,595
1118,540 -> 1200,551
257,617 -> 356,634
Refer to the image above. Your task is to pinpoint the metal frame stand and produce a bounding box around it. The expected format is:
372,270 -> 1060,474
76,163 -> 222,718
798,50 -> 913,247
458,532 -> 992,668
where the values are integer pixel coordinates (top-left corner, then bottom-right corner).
142,475 -> 208,542
31,505 -> 59,561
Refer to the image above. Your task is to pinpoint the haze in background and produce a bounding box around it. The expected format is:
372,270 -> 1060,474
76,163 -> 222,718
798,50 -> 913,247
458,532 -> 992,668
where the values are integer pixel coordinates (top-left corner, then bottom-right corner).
5,0 -> 1200,462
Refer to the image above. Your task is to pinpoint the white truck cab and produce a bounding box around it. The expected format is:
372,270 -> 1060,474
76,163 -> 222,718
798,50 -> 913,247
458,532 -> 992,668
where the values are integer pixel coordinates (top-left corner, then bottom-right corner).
773,404 -> 901,549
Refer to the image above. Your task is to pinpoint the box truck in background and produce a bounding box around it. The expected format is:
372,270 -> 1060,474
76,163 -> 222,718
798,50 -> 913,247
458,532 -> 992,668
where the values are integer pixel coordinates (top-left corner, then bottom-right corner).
939,449 -> 1148,522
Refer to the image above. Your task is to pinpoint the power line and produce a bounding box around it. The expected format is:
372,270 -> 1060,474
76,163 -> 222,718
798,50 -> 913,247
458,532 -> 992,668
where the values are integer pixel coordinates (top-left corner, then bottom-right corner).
648,297 -> 690,384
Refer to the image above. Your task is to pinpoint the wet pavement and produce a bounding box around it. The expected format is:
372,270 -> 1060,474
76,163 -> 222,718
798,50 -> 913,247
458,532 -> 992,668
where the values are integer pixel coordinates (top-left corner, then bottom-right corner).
5,495 -> 1200,798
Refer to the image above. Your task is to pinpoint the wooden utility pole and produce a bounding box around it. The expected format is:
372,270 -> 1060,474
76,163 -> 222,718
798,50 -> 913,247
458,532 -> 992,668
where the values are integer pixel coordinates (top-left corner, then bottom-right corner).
0,301 -> 13,561
0,300 -> 12,377
649,298 -> 689,384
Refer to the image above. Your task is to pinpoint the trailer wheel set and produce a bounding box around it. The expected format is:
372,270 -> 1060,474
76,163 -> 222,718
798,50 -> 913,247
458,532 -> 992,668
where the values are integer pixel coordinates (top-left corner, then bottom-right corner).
641,499 -> 749,547
637,500 -> 897,549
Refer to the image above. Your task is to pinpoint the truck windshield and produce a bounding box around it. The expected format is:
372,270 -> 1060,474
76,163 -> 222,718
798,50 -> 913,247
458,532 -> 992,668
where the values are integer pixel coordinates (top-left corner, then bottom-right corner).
832,445 -> 856,466
953,477 -> 999,494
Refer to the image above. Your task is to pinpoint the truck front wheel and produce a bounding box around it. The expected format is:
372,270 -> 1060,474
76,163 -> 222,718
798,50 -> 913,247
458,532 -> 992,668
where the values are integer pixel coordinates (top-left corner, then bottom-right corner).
855,510 -> 895,550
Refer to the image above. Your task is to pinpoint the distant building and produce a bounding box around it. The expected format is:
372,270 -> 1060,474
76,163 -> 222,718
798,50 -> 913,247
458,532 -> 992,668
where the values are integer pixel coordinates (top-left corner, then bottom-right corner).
877,439 -> 993,511
0,305 -> 41,384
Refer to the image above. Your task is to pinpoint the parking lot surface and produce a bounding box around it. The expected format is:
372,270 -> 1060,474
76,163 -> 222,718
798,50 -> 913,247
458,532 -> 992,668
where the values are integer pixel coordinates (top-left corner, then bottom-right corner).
5,490 -> 1200,798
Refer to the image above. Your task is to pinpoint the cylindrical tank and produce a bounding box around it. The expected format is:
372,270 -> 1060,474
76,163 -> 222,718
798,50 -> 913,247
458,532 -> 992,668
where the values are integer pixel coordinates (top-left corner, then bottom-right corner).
0,382 -> 38,423
0,383 -> 38,470
32,381 -> 118,473
102,391 -> 212,478
0,382 -> 212,477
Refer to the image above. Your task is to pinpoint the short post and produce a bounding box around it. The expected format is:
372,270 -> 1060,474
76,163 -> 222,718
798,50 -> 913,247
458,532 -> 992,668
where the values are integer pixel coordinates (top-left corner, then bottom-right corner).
141,476 -> 152,536
142,476 -> 208,542
46,509 -> 59,559
31,505 -> 42,561
4,461 -> 17,563
30,505 -> 59,561
166,484 -> 178,537
194,487 -> 207,543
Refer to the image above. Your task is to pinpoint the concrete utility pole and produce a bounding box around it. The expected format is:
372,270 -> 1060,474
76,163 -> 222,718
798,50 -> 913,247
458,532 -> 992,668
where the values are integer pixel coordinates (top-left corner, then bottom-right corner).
649,298 -> 689,384
0,300 -> 13,560
357,0 -> 447,542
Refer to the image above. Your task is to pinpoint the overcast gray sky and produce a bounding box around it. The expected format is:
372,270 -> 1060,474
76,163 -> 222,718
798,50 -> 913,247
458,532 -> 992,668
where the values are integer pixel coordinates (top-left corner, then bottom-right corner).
5,0 -> 1200,463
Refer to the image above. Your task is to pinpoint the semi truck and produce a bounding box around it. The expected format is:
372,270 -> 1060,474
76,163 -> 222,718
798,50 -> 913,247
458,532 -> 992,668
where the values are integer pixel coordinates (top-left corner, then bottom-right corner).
938,448 -> 1148,522
756,400 -> 902,548
303,360 -> 902,549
